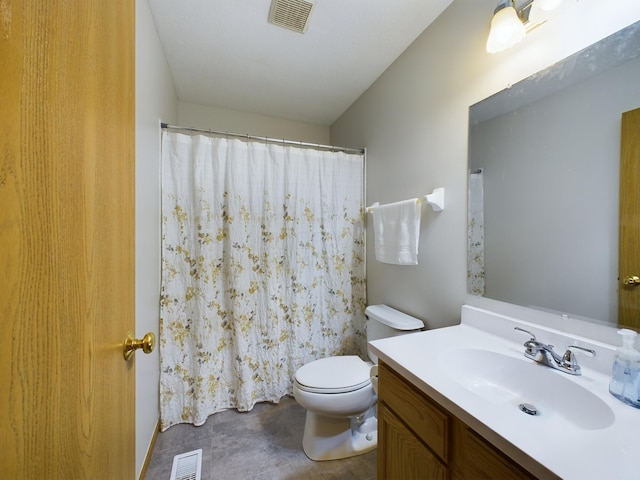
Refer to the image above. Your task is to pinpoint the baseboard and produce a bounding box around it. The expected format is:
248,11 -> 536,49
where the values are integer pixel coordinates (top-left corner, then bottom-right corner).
139,419 -> 161,480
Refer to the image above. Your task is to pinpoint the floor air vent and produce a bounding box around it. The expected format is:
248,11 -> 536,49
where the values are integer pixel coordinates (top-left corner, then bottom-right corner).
268,0 -> 314,34
169,449 -> 202,480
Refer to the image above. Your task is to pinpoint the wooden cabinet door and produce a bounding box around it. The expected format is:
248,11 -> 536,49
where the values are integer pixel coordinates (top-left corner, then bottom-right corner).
619,107 -> 640,329
378,404 -> 448,480
458,428 -> 536,480
0,1 -> 135,478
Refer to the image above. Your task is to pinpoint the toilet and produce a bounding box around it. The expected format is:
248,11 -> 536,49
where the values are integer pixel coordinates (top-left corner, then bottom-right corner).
293,304 -> 424,461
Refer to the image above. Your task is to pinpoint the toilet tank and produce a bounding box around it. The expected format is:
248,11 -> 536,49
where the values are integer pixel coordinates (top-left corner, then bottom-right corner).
365,304 -> 424,363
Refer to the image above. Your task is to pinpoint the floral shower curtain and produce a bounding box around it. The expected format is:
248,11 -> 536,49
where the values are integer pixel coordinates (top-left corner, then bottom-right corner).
159,131 -> 366,430
467,168 -> 485,295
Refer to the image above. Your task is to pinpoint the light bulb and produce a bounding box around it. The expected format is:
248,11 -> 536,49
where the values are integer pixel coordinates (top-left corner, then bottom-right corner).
486,5 -> 526,53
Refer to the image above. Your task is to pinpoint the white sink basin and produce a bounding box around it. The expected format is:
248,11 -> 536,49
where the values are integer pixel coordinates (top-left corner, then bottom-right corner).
438,348 -> 615,430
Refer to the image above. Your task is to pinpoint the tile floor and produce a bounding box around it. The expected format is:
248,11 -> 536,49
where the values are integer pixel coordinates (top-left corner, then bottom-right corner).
144,395 -> 377,480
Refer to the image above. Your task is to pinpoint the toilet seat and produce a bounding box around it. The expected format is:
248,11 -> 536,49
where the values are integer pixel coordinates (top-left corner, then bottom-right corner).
295,356 -> 372,394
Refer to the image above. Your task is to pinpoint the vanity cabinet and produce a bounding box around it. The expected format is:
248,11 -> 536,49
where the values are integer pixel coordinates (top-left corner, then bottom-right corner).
377,362 -> 549,480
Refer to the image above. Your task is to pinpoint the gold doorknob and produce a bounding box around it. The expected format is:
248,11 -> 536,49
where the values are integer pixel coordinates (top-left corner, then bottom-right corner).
123,331 -> 156,361
623,275 -> 640,286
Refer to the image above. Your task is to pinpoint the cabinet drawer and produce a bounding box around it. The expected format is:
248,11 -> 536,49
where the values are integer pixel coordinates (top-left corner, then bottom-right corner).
378,362 -> 450,462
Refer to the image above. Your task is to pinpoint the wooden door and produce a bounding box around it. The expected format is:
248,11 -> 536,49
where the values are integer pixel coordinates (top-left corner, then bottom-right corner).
0,1 -> 135,478
619,107 -> 640,329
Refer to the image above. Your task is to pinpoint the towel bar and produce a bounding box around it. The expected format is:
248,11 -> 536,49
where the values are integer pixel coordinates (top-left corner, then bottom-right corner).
424,187 -> 445,211
366,187 -> 445,213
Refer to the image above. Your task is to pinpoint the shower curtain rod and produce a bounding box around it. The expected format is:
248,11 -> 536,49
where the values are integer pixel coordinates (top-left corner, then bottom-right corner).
161,122 -> 365,155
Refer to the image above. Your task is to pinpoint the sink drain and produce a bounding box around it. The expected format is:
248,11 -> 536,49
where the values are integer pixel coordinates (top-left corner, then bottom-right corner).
519,403 -> 538,416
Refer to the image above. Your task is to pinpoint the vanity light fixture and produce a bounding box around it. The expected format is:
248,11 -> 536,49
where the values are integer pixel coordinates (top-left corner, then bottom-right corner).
486,0 -> 527,53
486,0 -> 563,53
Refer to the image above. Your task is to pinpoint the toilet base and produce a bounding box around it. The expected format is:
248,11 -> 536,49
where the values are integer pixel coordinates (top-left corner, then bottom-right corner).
301,410 -> 378,461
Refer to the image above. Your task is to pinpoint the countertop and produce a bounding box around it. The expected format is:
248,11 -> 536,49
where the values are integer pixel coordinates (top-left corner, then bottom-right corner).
368,306 -> 640,480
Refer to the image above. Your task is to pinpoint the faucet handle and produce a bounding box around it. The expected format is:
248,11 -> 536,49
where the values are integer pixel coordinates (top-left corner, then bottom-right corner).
514,327 -> 542,357
563,345 -> 596,358
514,327 -> 536,341
561,345 -> 596,373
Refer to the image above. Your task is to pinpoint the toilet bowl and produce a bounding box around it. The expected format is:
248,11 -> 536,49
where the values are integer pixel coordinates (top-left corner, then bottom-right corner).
293,355 -> 377,461
293,305 -> 424,461
294,356 -> 374,417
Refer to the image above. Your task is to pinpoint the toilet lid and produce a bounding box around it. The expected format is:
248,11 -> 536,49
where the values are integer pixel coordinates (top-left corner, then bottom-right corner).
295,356 -> 372,394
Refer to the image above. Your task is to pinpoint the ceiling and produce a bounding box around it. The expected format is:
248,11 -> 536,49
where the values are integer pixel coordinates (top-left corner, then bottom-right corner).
147,0 -> 454,126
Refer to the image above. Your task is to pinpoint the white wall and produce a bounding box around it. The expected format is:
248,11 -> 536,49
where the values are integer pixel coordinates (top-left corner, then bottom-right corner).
135,0 -> 178,477
178,101 -> 330,145
330,0 -> 640,330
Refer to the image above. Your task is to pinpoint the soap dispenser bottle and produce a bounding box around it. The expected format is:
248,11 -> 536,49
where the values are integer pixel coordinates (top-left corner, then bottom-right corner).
609,328 -> 640,408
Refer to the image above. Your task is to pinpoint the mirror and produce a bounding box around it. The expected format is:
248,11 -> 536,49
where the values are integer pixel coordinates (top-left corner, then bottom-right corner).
468,20 -> 640,325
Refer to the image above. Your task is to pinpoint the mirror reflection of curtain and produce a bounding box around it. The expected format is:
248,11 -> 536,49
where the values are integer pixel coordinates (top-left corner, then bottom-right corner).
159,131 -> 366,430
468,169 -> 485,296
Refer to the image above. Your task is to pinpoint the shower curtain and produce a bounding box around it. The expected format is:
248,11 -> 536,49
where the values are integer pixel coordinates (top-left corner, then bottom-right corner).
159,131 -> 366,430
467,169 -> 485,295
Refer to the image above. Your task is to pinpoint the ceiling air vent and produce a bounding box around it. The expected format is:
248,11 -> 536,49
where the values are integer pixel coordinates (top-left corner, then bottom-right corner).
268,0 -> 314,34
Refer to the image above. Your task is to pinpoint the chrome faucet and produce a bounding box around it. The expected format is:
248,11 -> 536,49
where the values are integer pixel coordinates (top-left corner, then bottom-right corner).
514,327 -> 596,376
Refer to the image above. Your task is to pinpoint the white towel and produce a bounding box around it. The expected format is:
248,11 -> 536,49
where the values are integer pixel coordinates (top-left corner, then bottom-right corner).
371,198 -> 421,265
